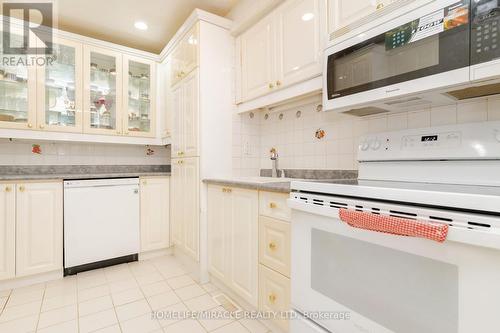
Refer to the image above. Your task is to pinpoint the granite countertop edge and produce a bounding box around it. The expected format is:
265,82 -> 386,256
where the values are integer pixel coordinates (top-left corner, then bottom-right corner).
203,178 -> 291,193
0,172 -> 171,181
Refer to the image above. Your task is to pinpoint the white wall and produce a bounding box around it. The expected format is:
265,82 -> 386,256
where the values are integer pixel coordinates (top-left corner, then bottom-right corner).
232,95 -> 500,176
0,140 -> 171,165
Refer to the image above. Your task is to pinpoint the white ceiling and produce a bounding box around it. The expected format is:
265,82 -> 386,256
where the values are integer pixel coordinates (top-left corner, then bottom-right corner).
52,0 -> 238,54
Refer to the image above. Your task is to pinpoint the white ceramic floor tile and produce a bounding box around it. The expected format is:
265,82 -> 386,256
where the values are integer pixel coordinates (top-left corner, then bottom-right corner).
77,275 -> 107,291
166,275 -> 195,290
141,281 -> 171,298
37,319 -> 78,333
212,321 -> 249,333
0,297 -> 7,312
78,295 -> 114,316
41,293 -> 77,312
11,283 -> 45,296
77,284 -> 110,302
198,306 -> 234,331
156,302 -> 188,328
135,272 -> 164,286
183,294 -> 217,312
44,285 -> 77,300
120,312 -> 161,333
105,268 -> 134,283
111,287 -> 144,306
45,276 -> 76,289
158,266 -> 188,280
38,304 -> 77,329
77,268 -> 105,280
92,324 -> 122,333
109,278 -> 139,294
163,319 -> 206,333
200,283 -> 218,293
5,289 -> 44,308
174,284 -> 206,301
147,291 -> 181,311
239,318 -> 270,333
0,314 -> 38,333
79,308 -> 118,333
0,300 -> 41,323
0,290 -> 11,298
129,262 -> 158,277
115,299 -> 151,322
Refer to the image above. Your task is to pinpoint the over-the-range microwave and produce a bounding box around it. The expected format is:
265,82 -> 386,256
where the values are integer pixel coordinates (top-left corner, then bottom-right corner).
324,0 -> 500,115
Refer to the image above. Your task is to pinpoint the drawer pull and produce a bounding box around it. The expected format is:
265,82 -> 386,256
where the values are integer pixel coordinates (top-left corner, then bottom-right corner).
222,188 -> 232,193
268,242 -> 277,251
19,185 -> 25,192
269,202 -> 277,209
268,293 -> 277,304
5,186 -> 11,192
177,160 -> 184,164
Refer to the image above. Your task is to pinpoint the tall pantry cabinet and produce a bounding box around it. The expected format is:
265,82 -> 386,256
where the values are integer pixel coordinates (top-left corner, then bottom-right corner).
168,11 -> 233,279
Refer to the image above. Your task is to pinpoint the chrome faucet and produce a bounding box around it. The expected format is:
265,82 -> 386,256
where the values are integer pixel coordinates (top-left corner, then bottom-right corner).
270,147 -> 279,178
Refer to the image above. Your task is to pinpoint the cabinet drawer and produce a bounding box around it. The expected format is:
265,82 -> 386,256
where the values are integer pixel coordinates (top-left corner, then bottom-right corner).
259,216 -> 290,277
259,191 -> 291,221
259,264 -> 290,331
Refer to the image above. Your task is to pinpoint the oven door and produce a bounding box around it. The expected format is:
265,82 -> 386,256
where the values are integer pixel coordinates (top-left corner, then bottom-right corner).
324,0 -> 470,112
289,195 -> 500,333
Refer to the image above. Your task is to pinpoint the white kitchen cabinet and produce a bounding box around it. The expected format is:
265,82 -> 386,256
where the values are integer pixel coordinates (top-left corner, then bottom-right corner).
275,0 -> 323,88
171,70 -> 199,158
161,57 -> 172,138
327,0 -> 401,39
171,157 -> 200,261
0,184 -> 15,281
238,0 -> 323,103
259,264 -> 291,331
16,182 -> 63,277
83,45 -> 123,136
240,15 -> 275,101
123,55 -> 156,137
140,177 -> 170,252
259,216 -> 291,277
207,185 -> 259,307
170,23 -> 199,87
36,36 -> 83,133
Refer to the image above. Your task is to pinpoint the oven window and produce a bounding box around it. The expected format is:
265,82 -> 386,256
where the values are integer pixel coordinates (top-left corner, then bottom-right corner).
311,229 -> 458,333
327,0 -> 470,99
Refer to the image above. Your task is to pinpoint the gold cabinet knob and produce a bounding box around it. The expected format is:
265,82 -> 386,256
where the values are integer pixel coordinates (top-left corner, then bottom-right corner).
27,123 -> 32,128
116,130 -> 121,134
19,185 -> 25,192
268,293 -> 277,304
226,188 -> 232,193
5,186 -> 11,192
376,3 -> 384,9
276,80 -> 281,87
177,160 -> 184,164
142,180 -> 147,185
180,71 -> 185,77
39,124 -> 45,129
268,242 -> 277,251
268,83 -> 274,89
269,202 -> 277,209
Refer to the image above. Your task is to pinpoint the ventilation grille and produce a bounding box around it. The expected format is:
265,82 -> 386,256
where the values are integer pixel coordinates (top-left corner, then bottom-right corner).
383,96 -> 431,108
344,107 -> 389,117
330,0 -> 415,41
291,193 -> 498,233
212,293 -> 241,313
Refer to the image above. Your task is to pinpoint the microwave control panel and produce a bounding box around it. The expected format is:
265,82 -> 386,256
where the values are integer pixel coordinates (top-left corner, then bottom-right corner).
358,121 -> 500,161
471,0 -> 500,64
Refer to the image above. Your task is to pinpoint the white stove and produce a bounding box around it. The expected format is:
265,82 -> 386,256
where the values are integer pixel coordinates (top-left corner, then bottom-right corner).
288,121 -> 500,333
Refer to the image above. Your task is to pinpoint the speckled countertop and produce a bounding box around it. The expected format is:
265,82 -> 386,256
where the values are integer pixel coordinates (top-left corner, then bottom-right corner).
0,165 -> 170,181
203,170 -> 358,193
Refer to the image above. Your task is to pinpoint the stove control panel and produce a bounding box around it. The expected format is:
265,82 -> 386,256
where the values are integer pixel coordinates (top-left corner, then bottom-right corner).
358,121 -> 500,161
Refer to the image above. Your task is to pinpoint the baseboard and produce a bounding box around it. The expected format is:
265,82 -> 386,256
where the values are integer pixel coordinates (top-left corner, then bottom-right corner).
139,247 -> 173,261
0,270 -> 63,292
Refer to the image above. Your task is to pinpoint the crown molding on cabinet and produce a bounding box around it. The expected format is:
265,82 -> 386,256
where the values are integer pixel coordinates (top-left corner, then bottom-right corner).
228,0 -> 284,37
158,8 -> 232,62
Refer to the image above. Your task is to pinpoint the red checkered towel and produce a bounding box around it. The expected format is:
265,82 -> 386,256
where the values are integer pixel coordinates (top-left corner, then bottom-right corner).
338,209 -> 448,243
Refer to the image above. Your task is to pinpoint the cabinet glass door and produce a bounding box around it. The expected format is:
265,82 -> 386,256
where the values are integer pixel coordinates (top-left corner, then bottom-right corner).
37,38 -> 82,132
124,56 -> 155,137
0,29 -> 36,129
84,46 -> 122,135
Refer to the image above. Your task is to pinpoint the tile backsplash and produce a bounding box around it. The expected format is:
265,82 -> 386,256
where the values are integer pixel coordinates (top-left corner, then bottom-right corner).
232,95 -> 500,176
0,140 -> 171,166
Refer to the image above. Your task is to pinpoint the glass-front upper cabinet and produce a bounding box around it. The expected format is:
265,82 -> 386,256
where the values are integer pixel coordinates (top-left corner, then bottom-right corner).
83,46 -> 122,135
0,26 -> 36,129
123,55 -> 156,137
36,37 -> 83,132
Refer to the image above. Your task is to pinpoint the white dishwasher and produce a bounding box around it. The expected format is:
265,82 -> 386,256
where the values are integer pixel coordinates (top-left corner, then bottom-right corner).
64,178 -> 140,275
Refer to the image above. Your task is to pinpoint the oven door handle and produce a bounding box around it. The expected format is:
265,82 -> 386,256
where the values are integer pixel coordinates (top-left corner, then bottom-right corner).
338,209 -> 448,243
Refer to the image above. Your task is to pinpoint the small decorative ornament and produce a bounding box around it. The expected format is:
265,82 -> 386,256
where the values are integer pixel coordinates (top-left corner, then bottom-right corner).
32,144 -> 42,154
146,146 -> 155,156
264,113 -> 269,120
316,104 -> 323,112
249,112 -> 254,119
315,128 -> 326,140
296,110 -> 302,118
279,113 -> 284,120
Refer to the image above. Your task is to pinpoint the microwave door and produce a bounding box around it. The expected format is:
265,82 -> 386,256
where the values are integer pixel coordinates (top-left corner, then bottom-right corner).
327,0 -> 471,101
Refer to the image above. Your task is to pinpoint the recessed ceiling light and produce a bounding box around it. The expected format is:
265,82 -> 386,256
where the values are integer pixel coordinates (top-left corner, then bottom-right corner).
302,13 -> 314,21
134,21 -> 148,31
